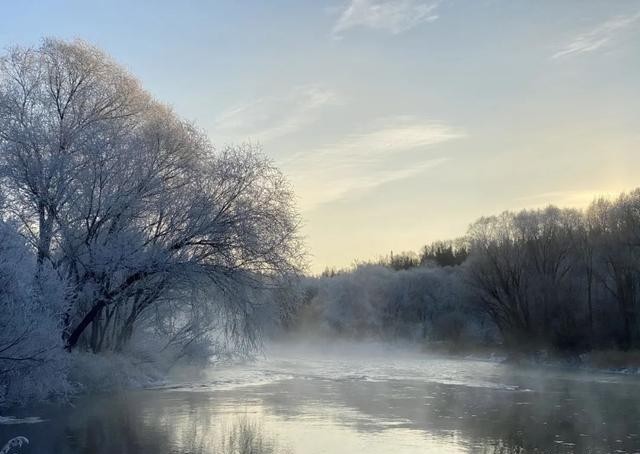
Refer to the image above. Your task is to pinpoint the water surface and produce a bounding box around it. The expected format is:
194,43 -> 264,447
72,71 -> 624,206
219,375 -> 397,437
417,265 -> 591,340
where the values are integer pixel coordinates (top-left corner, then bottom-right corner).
2,343 -> 640,453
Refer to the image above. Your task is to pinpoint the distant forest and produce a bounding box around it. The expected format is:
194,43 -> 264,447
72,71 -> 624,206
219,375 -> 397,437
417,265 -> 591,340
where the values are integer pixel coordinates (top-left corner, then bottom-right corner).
284,190 -> 640,355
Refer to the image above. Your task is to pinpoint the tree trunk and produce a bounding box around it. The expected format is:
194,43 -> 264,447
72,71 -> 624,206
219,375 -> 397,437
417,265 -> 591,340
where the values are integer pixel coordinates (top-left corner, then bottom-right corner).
37,206 -> 54,265
587,267 -> 594,341
65,301 -> 107,351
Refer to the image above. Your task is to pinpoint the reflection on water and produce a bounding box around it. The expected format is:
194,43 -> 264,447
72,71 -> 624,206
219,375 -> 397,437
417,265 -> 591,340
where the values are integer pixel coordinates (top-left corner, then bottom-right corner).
2,346 -> 640,453
169,415 -> 292,454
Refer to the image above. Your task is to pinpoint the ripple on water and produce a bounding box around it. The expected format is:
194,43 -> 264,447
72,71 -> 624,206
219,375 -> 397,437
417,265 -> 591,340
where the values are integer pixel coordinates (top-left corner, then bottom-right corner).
0,416 -> 45,425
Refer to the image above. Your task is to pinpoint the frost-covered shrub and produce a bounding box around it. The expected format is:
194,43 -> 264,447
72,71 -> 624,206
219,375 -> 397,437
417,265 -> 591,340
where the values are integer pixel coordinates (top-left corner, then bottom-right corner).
288,264 -> 493,345
0,221 -> 70,404
68,351 -> 164,392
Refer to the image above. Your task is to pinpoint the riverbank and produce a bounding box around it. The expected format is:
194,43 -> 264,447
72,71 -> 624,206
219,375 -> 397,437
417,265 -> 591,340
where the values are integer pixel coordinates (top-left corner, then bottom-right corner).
420,340 -> 640,375
0,351 -> 169,409
4,339 -> 640,409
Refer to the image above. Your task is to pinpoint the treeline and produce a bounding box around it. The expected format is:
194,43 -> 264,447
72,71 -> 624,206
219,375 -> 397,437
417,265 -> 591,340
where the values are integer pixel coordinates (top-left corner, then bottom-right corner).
287,190 -> 640,354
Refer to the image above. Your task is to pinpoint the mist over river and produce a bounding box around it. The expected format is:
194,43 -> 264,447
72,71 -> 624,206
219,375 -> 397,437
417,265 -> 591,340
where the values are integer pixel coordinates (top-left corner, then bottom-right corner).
2,342 -> 640,454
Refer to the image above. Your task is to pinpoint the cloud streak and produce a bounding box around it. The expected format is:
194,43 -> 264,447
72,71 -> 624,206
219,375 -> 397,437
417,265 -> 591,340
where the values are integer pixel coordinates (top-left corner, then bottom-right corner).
294,118 -> 462,165
285,117 -> 464,208
333,0 -> 439,37
553,10 -> 640,59
212,85 -> 340,143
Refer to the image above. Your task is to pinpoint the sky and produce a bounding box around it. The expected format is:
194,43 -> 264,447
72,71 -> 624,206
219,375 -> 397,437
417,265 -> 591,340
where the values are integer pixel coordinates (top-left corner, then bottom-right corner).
2,1 -> 639,273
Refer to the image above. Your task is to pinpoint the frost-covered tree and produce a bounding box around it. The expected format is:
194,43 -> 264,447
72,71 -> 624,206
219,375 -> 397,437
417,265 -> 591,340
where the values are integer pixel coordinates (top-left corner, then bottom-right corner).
0,39 -> 304,359
587,191 -> 640,349
465,213 -> 533,347
465,208 -> 584,349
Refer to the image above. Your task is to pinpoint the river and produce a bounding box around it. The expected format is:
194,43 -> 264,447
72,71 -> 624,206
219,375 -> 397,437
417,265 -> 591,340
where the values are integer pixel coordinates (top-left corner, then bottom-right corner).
2,342 -> 640,453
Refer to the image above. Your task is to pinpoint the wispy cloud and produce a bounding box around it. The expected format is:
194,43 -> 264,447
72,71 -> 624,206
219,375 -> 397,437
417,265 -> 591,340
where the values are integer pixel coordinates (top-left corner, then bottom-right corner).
553,10 -> 640,59
285,117 -> 464,208
212,85 -> 340,143
295,157 -> 450,209
291,117 -> 462,165
332,0 -> 439,37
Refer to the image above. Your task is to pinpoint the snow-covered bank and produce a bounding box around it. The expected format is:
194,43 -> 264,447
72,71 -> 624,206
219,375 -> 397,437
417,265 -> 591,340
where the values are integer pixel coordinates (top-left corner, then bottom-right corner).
420,341 -> 640,376
68,352 -> 169,393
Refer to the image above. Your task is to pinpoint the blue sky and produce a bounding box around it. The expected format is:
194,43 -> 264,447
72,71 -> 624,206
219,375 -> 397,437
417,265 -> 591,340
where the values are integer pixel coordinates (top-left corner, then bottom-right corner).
2,1 -> 640,271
